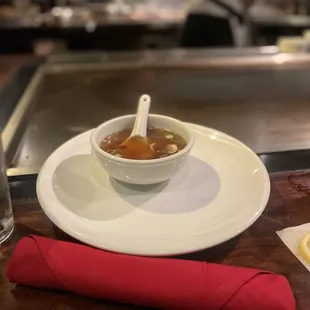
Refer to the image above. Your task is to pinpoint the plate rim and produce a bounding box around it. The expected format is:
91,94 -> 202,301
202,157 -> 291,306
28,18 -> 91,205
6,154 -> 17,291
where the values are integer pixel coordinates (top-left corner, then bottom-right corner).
36,123 -> 270,256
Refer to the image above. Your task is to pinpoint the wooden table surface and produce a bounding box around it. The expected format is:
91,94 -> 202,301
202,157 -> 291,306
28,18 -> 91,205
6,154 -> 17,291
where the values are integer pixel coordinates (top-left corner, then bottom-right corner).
0,171 -> 310,309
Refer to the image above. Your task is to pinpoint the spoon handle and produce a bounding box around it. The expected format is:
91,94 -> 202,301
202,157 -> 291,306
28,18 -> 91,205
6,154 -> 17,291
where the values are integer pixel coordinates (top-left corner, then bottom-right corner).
131,94 -> 151,137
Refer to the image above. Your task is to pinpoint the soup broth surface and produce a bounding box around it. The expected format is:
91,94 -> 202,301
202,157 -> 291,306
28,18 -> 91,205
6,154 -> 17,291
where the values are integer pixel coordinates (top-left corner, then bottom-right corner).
100,127 -> 187,160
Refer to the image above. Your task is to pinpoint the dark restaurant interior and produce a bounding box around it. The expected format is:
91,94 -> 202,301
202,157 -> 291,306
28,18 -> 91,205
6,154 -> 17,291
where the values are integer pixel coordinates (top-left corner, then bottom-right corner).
1,1 -> 310,309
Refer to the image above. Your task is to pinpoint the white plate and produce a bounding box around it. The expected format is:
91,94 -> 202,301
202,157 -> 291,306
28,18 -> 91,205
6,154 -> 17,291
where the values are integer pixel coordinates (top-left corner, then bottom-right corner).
37,123 -> 270,256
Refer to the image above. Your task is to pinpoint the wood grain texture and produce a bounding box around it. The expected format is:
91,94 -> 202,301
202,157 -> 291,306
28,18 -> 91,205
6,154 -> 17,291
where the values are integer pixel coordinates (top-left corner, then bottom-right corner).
1,171 -> 310,309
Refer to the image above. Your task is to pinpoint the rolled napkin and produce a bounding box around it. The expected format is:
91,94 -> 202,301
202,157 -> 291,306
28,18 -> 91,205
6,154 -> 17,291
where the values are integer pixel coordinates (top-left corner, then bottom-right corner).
7,235 -> 295,310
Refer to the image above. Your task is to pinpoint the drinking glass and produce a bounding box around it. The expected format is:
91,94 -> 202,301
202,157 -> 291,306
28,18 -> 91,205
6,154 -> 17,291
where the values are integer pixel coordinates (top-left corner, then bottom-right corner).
0,136 -> 14,244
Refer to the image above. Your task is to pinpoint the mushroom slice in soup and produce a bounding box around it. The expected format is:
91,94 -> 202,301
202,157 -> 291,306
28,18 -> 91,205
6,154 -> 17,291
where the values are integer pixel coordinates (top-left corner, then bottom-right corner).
150,143 -> 156,152
163,144 -> 178,154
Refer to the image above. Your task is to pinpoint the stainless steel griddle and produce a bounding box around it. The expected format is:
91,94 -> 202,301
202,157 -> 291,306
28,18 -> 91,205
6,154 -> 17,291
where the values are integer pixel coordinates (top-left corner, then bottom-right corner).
4,48 -> 310,176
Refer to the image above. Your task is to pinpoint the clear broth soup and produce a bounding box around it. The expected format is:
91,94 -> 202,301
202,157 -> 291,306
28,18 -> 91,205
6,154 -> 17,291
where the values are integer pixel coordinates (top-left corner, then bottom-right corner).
100,127 -> 187,160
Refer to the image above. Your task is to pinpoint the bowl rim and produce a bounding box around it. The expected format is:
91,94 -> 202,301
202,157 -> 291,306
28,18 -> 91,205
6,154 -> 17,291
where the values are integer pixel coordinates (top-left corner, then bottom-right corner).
90,114 -> 195,165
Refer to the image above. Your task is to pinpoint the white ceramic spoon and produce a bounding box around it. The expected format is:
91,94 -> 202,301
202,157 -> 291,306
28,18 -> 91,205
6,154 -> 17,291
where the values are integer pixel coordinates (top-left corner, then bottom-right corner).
118,94 -> 152,159
130,94 -> 151,138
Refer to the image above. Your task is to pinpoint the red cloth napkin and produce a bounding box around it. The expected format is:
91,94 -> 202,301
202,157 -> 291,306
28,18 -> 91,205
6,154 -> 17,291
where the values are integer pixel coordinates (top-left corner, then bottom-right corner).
6,235 -> 295,310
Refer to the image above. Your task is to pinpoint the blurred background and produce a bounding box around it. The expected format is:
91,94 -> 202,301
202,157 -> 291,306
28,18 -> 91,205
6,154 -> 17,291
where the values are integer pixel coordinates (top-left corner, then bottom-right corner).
3,0 -> 310,174
2,0 -> 310,53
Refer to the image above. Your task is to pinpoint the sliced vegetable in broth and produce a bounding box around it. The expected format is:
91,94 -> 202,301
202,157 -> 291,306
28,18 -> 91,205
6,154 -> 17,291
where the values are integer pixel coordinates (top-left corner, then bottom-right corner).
100,127 -> 186,160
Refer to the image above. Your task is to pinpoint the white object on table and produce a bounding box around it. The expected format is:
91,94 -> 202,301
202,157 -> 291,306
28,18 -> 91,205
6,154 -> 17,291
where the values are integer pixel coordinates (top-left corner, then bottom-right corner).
37,123 -> 270,256
277,223 -> 310,271
129,94 -> 151,138
91,114 -> 195,184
